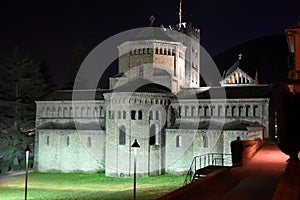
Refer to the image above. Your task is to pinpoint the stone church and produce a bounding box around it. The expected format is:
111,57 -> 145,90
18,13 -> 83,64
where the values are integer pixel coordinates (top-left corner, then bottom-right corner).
34,22 -> 272,177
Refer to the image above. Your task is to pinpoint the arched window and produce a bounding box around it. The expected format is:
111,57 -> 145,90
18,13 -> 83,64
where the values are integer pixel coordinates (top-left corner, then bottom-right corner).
66,136 -> 70,146
149,124 -> 156,145
246,105 -> 251,117
178,107 -> 182,117
204,106 -> 209,117
155,47 -> 158,54
131,110 -> 136,120
191,106 -> 196,117
149,110 -> 153,120
218,106 -> 222,117
225,106 -> 230,117
119,126 -> 126,145
46,136 -> 50,145
138,110 -> 143,120
176,135 -> 182,147
87,137 -> 92,148
238,106 -> 243,117
123,111 -> 126,119
112,111 -> 115,119
232,106 -> 236,117
253,105 -> 258,117
203,135 -> 208,148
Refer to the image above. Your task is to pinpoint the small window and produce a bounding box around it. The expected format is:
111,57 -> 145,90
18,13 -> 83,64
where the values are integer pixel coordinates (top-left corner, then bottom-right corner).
203,135 -> 208,148
176,135 -> 182,147
87,137 -> 92,148
149,111 -> 153,120
138,110 -> 143,120
155,47 -> 158,54
149,125 -> 156,145
67,136 -> 70,146
131,110 -> 136,120
46,136 -> 50,145
119,126 -> 126,145
123,111 -> 126,119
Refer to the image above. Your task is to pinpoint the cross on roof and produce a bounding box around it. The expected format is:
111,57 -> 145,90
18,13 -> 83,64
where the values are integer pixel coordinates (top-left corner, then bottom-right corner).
149,15 -> 156,26
238,53 -> 242,60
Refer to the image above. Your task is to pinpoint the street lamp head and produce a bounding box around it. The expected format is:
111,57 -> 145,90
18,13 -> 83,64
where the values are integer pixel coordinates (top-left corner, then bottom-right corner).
24,145 -> 31,152
131,139 -> 140,148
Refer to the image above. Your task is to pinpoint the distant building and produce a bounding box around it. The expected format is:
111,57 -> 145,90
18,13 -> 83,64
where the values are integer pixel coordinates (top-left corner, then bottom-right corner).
34,22 -> 272,176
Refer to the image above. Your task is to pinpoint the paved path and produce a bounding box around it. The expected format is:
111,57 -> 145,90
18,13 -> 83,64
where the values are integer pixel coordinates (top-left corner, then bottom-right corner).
159,143 -> 289,200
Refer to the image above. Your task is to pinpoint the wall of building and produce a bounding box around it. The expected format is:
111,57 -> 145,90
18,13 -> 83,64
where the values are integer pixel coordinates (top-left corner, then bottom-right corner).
36,129 -> 105,173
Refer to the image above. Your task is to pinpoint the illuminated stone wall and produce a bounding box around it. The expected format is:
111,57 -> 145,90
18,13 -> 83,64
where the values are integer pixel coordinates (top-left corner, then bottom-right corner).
36,129 -> 105,173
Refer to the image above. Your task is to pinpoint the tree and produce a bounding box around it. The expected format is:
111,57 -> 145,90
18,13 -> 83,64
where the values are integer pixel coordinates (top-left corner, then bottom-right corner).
0,48 -> 49,172
64,43 -> 91,89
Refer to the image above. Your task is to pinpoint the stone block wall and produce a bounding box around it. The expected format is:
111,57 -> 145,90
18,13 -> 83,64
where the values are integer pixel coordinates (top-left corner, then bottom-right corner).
36,129 -> 105,173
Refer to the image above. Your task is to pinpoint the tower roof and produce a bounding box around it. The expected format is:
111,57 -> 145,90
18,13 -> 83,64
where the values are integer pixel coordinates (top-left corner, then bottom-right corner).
110,78 -> 172,94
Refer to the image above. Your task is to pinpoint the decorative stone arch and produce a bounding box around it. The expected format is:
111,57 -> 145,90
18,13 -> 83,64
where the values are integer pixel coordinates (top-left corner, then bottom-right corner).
238,106 -> 243,117
231,106 -> 236,117
191,106 -> 196,117
184,106 -> 189,117
245,105 -> 251,117
198,106 -> 202,116
63,107 -> 68,118
217,105 -> 223,117
204,106 -> 209,117
211,105 -> 216,117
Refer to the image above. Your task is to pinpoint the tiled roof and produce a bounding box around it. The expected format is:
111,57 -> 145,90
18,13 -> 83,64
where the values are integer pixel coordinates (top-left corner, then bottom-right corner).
176,85 -> 272,99
110,78 -> 172,94
39,89 -> 108,101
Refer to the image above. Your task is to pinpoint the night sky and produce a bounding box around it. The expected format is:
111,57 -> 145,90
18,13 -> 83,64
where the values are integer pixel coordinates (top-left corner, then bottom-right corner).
0,0 -> 299,88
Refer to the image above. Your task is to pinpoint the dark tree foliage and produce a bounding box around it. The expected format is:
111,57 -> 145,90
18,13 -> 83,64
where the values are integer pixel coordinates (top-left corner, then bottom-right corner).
0,48 -> 49,172
64,43 -> 91,89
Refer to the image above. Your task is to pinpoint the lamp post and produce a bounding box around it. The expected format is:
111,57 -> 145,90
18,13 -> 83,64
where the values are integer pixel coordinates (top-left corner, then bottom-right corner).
24,145 -> 31,200
131,139 -> 140,200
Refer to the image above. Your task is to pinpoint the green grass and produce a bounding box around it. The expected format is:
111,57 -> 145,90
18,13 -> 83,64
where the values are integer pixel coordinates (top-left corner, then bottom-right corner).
0,172 -> 185,200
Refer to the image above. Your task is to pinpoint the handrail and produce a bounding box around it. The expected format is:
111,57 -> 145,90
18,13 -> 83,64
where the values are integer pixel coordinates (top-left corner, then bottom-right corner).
183,153 -> 232,185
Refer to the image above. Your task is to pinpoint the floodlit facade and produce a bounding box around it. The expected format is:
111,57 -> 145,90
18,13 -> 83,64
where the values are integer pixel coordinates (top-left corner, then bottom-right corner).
34,23 -> 272,176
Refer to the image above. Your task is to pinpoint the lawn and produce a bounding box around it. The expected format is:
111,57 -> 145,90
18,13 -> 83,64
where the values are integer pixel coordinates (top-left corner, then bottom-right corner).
0,172 -> 185,200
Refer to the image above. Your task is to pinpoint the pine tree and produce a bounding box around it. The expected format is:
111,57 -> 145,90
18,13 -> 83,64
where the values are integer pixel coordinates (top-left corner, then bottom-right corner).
64,43 -> 91,89
0,48 -> 49,172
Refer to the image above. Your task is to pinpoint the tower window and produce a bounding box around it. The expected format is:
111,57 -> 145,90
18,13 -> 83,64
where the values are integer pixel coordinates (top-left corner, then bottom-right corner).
119,126 -> 126,145
203,135 -> 208,148
67,136 -> 70,146
176,135 -> 182,147
149,124 -> 156,145
138,110 -> 143,120
87,137 -> 92,148
46,136 -> 50,145
131,110 -> 136,120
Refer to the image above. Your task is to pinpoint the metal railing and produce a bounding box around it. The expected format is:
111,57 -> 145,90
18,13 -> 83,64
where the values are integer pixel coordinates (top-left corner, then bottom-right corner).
183,153 -> 232,185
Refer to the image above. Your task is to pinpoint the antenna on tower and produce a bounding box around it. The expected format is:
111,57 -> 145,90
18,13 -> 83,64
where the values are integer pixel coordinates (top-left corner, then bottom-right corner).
179,0 -> 182,29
